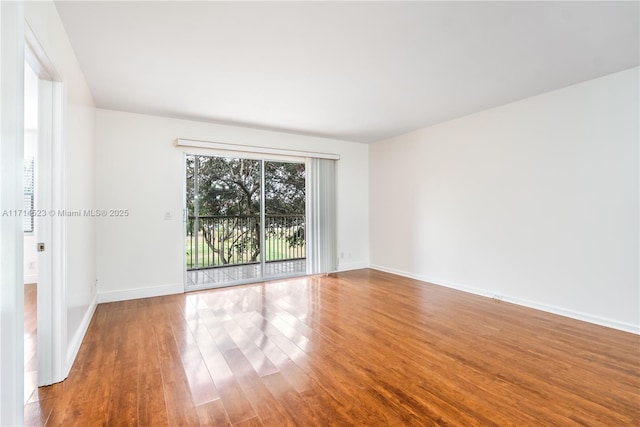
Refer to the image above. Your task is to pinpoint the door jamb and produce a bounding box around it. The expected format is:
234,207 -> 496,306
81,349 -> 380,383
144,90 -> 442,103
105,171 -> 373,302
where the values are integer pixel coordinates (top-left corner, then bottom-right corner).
25,23 -> 67,386
0,2 -> 25,425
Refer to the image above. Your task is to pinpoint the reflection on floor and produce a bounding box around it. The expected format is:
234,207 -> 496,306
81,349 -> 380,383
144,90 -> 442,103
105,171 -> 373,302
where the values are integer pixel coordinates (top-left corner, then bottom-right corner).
186,259 -> 306,289
21,270 -> 640,425
24,283 -> 37,405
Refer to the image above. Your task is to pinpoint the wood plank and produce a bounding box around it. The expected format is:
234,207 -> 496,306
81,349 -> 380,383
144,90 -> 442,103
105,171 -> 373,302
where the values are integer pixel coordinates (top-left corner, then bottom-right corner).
106,310 -> 140,426
196,399 -> 232,427
221,348 -> 294,426
154,307 -> 201,426
137,306 -> 169,427
188,312 -> 257,425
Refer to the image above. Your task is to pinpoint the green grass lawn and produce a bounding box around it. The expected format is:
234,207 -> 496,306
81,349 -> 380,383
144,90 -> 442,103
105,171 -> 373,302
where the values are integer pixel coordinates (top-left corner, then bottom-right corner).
185,233 -> 305,269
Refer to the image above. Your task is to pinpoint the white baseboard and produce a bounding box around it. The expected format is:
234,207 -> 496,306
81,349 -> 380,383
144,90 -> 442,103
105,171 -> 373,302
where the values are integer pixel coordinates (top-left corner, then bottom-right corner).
369,264 -> 639,335
24,274 -> 38,284
337,261 -> 370,272
66,293 -> 97,376
97,282 -> 184,304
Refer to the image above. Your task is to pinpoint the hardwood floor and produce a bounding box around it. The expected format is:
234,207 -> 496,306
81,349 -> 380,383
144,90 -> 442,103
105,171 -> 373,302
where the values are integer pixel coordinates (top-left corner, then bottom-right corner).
24,269 -> 639,426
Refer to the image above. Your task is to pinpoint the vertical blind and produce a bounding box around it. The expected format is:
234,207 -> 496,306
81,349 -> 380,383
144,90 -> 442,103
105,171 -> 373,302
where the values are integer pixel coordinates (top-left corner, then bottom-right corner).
23,157 -> 34,232
306,158 -> 337,274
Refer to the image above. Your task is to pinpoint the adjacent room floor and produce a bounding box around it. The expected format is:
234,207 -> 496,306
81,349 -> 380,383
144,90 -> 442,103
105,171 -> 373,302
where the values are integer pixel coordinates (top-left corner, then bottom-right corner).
24,270 -> 640,426
24,283 -> 37,406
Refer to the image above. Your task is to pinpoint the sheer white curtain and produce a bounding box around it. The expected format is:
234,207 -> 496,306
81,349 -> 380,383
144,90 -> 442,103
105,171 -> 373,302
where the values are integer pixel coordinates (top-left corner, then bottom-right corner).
306,158 -> 337,274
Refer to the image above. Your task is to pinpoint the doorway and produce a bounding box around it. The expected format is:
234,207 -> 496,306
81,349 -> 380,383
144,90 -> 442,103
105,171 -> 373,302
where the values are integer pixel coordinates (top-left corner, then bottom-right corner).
23,61 -> 39,404
24,24 -> 67,393
184,154 -> 307,289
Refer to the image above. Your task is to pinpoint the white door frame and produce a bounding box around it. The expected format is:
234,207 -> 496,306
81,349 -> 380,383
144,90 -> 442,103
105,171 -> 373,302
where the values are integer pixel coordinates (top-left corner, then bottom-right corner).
25,23 -> 68,386
0,2 -> 25,425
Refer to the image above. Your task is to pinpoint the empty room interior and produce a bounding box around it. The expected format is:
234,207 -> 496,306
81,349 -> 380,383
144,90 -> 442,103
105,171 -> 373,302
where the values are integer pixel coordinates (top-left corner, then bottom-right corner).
0,1 -> 638,426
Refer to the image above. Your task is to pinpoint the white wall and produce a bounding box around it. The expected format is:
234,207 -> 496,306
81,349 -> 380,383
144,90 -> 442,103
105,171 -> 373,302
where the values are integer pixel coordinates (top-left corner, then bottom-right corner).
370,67 -> 639,333
25,1 -> 97,359
95,109 -> 369,301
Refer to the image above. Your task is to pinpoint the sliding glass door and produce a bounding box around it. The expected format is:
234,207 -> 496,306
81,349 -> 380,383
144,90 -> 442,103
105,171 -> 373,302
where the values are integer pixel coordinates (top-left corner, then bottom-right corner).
185,154 -> 306,289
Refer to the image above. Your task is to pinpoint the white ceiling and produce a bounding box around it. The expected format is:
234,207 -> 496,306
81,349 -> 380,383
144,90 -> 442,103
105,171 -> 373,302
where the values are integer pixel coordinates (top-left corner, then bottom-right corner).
54,1 -> 639,143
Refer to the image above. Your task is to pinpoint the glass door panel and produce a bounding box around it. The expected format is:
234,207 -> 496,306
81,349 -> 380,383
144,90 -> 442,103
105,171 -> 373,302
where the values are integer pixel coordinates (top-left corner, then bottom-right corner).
186,155 -> 262,288
263,161 -> 306,279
